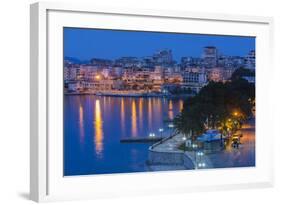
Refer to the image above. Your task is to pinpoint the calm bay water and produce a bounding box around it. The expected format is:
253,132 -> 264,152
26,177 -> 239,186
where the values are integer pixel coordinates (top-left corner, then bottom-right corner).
64,95 -> 184,176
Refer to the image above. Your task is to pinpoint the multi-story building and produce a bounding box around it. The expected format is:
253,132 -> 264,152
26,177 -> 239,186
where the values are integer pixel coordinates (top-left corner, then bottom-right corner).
64,66 -> 78,81
64,47 -> 255,94
202,46 -> 218,68
81,79 -> 113,91
122,70 -> 154,90
153,49 -> 173,66
181,71 -> 207,93
206,68 -> 224,82
245,50 -> 255,70
181,57 -> 203,68
223,68 -> 235,81
112,66 -> 123,77
67,81 -> 83,92
217,55 -> 245,69
140,56 -> 155,69
206,67 -> 235,82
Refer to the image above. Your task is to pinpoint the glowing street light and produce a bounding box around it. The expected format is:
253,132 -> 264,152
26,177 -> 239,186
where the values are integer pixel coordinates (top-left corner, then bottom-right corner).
158,128 -> 164,138
197,151 -> 204,156
192,143 -> 198,149
95,75 -> 101,80
198,162 -> 206,168
149,133 -> 156,138
182,135 -> 187,152
168,123 -> 174,128
192,143 -> 199,168
168,123 -> 174,137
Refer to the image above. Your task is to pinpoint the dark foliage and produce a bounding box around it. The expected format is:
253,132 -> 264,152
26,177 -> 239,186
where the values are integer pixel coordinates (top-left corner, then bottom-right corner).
174,78 -> 255,139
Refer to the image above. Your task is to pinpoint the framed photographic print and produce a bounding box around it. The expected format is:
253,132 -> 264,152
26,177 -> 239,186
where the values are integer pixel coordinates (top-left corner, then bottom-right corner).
30,2 -> 274,202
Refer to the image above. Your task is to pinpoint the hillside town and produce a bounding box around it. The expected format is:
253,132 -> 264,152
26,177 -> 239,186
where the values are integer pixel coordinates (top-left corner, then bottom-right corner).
64,46 -> 255,96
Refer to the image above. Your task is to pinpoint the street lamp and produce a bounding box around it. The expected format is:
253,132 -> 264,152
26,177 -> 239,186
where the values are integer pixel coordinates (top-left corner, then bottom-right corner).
192,143 -> 198,169
182,135 -> 187,152
197,151 -> 204,162
168,123 -> 174,136
158,128 -> 164,138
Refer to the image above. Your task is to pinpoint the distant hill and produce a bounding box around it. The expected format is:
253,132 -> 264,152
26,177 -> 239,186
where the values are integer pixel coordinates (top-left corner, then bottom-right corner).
64,57 -> 89,64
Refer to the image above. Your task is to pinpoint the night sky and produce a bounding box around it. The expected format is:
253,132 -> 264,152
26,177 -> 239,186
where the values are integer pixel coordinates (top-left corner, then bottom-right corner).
64,27 -> 255,62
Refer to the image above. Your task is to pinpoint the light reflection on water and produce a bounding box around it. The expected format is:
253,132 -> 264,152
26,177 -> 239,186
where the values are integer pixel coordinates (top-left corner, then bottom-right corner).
64,95 -> 184,175
78,103 -> 84,144
131,99 -> 137,137
94,99 -> 103,157
168,99 -> 174,120
120,98 -> 125,135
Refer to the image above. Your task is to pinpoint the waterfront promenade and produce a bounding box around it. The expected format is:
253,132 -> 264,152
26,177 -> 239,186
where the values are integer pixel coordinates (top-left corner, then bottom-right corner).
147,118 -> 255,171
148,132 -> 213,170
147,133 -> 187,171
207,118 -> 255,168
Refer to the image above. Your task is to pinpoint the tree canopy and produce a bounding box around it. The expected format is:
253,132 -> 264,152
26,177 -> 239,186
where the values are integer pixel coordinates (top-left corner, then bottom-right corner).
231,68 -> 255,81
174,78 -> 255,139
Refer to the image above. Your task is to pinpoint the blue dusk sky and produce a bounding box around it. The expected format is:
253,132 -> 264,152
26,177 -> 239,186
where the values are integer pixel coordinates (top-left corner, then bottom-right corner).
64,27 -> 255,62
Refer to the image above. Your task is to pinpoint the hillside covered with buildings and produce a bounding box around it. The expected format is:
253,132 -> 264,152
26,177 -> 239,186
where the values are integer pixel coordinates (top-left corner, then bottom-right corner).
64,46 -> 255,96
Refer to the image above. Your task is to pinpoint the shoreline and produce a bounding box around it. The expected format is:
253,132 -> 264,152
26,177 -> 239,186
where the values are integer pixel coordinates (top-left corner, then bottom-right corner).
64,92 -> 194,98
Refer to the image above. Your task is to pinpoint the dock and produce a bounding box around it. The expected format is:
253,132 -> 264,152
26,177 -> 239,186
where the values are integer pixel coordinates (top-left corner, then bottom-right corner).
120,137 -> 164,143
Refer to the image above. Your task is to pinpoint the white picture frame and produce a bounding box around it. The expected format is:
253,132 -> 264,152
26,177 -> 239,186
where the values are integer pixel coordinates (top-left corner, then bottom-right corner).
30,1 -> 274,202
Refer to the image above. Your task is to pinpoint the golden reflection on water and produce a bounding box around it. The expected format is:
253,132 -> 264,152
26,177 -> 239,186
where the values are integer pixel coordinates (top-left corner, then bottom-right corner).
79,103 -> 84,143
138,98 -> 143,130
120,98 -> 125,134
94,99 -> 103,157
131,99 -> 137,137
168,100 -> 174,120
148,98 -> 152,130
179,99 -> 184,111
155,98 -> 162,125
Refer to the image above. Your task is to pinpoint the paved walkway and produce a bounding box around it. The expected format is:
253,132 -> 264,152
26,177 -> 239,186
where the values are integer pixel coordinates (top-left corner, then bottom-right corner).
185,151 -> 213,169
152,133 -> 186,152
149,118 -> 255,170
207,118 -> 255,168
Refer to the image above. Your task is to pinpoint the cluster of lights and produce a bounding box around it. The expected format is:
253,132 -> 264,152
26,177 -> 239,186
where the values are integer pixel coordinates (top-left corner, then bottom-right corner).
158,128 -> 164,132
149,133 -> 156,138
197,151 -> 204,156
192,144 -> 198,149
198,162 -> 206,168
